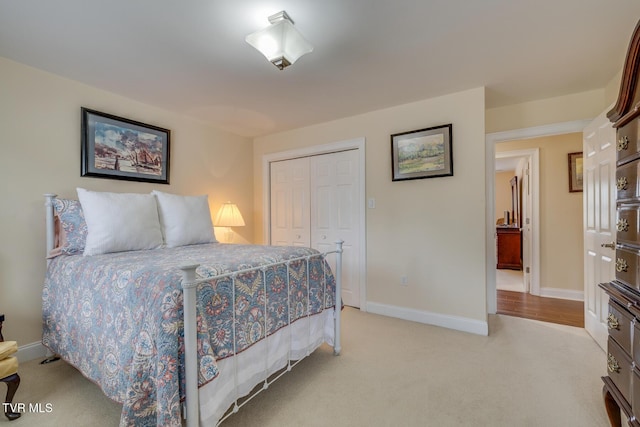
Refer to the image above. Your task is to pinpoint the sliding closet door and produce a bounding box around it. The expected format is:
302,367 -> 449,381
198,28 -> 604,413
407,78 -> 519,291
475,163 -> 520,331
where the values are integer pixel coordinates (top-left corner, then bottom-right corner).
270,150 -> 361,308
310,150 -> 360,307
270,157 -> 311,247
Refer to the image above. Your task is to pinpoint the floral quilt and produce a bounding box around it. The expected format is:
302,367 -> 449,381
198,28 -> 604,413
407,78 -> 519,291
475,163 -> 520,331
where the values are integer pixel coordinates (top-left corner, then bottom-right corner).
42,243 -> 336,426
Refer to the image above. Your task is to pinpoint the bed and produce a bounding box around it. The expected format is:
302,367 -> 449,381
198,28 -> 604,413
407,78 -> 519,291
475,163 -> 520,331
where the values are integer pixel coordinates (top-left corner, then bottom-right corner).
41,191 -> 343,427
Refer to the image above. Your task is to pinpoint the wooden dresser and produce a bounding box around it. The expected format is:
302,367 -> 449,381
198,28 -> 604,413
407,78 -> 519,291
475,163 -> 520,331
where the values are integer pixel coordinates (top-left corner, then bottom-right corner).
600,19 -> 640,427
496,227 -> 522,270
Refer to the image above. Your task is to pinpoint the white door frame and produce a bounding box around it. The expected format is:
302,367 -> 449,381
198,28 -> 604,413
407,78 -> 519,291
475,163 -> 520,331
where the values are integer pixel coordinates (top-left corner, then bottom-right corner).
262,137 -> 367,310
485,120 -> 591,315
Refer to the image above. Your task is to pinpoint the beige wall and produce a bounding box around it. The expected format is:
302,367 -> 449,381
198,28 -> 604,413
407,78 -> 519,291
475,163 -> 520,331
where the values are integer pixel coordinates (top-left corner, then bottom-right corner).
605,70 -> 623,110
486,90 -> 606,134
0,57 -> 254,346
254,88 -> 488,326
496,133 -> 584,293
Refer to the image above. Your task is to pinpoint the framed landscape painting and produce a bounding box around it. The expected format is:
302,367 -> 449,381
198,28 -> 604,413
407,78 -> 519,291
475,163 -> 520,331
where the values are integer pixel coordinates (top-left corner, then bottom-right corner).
391,123 -> 453,181
81,108 -> 171,184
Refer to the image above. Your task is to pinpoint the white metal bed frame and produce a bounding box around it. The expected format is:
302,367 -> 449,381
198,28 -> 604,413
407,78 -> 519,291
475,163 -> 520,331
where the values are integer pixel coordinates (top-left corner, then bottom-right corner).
43,193 -> 343,426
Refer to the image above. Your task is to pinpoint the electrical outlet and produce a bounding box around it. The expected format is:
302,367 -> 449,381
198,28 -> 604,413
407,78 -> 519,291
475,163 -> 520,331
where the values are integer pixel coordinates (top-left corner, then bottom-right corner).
400,276 -> 408,286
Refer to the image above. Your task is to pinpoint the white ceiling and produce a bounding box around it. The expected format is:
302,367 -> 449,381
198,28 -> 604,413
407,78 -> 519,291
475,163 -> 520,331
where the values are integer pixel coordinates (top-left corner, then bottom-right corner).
1,1 -> 639,137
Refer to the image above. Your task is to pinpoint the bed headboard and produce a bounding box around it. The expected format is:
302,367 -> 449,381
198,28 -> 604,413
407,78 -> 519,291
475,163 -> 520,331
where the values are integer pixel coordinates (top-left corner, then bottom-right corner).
44,193 -> 57,256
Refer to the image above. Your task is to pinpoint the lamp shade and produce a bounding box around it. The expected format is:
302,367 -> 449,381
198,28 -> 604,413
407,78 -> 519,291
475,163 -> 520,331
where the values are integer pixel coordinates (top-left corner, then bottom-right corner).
214,202 -> 245,227
246,11 -> 313,70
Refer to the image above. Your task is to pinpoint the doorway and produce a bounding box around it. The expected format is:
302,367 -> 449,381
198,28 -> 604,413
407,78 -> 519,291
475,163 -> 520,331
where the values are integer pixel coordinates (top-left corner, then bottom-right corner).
494,150 -> 534,295
485,120 -> 591,317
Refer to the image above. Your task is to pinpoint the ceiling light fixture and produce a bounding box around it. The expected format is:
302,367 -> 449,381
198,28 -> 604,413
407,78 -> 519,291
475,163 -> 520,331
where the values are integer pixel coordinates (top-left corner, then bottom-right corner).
245,10 -> 313,70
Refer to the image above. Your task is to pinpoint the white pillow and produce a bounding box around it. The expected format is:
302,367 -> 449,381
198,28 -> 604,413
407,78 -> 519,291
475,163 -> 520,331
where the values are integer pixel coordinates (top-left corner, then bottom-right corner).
152,190 -> 217,247
77,188 -> 164,256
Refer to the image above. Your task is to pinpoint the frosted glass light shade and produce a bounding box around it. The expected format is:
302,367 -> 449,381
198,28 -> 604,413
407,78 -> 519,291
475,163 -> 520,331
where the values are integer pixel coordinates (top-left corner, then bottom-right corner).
246,11 -> 313,70
214,202 -> 245,227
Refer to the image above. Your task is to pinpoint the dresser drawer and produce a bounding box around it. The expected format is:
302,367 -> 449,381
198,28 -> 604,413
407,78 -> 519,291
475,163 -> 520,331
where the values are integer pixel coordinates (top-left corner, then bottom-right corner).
609,301 -> 633,354
617,119 -> 639,166
618,205 -> 640,248
615,246 -> 640,291
608,336 -> 632,402
634,321 -> 640,367
616,160 -> 640,202
634,368 -> 640,422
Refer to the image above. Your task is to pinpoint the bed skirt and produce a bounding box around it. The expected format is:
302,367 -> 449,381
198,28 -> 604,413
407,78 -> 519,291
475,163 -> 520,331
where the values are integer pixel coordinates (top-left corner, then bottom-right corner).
199,309 -> 335,425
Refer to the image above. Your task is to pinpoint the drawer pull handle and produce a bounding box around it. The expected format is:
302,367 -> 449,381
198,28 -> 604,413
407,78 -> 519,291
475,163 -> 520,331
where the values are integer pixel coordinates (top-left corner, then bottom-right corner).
601,242 -> 616,249
607,313 -> 620,330
617,177 -> 629,191
616,258 -> 628,273
607,354 -> 620,373
617,219 -> 629,232
618,135 -> 630,151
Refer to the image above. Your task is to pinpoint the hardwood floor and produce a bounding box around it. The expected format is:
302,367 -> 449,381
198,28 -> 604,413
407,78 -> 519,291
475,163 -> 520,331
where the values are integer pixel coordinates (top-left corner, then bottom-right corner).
497,290 -> 584,328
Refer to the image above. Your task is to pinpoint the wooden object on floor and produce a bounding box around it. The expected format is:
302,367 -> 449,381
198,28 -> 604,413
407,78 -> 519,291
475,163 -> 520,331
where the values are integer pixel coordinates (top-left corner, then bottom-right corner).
496,227 -> 522,270
496,290 -> 584,328
600,17 -> 640,427
0,314 -> 21,421
600,283 -> 640,427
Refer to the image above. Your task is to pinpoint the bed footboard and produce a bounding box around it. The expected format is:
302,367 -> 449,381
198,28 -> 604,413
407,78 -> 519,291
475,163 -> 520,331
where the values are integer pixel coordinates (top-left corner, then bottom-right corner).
179,241 -> 343,427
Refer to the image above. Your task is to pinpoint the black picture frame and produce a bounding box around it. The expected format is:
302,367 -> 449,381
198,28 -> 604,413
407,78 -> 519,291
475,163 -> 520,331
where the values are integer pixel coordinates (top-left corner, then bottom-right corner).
391,123 -> 453,181
81,108 -> 170,184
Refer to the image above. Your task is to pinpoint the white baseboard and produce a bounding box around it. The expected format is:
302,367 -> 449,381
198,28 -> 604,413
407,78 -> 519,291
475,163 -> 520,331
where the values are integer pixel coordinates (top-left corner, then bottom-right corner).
366,302 -> 488,336
538,287 -> 584,301
17,341 -> 47,363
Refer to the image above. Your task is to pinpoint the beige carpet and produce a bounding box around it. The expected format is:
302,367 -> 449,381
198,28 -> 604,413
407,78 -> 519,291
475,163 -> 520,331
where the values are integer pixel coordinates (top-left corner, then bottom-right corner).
4,308 -> 609,426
